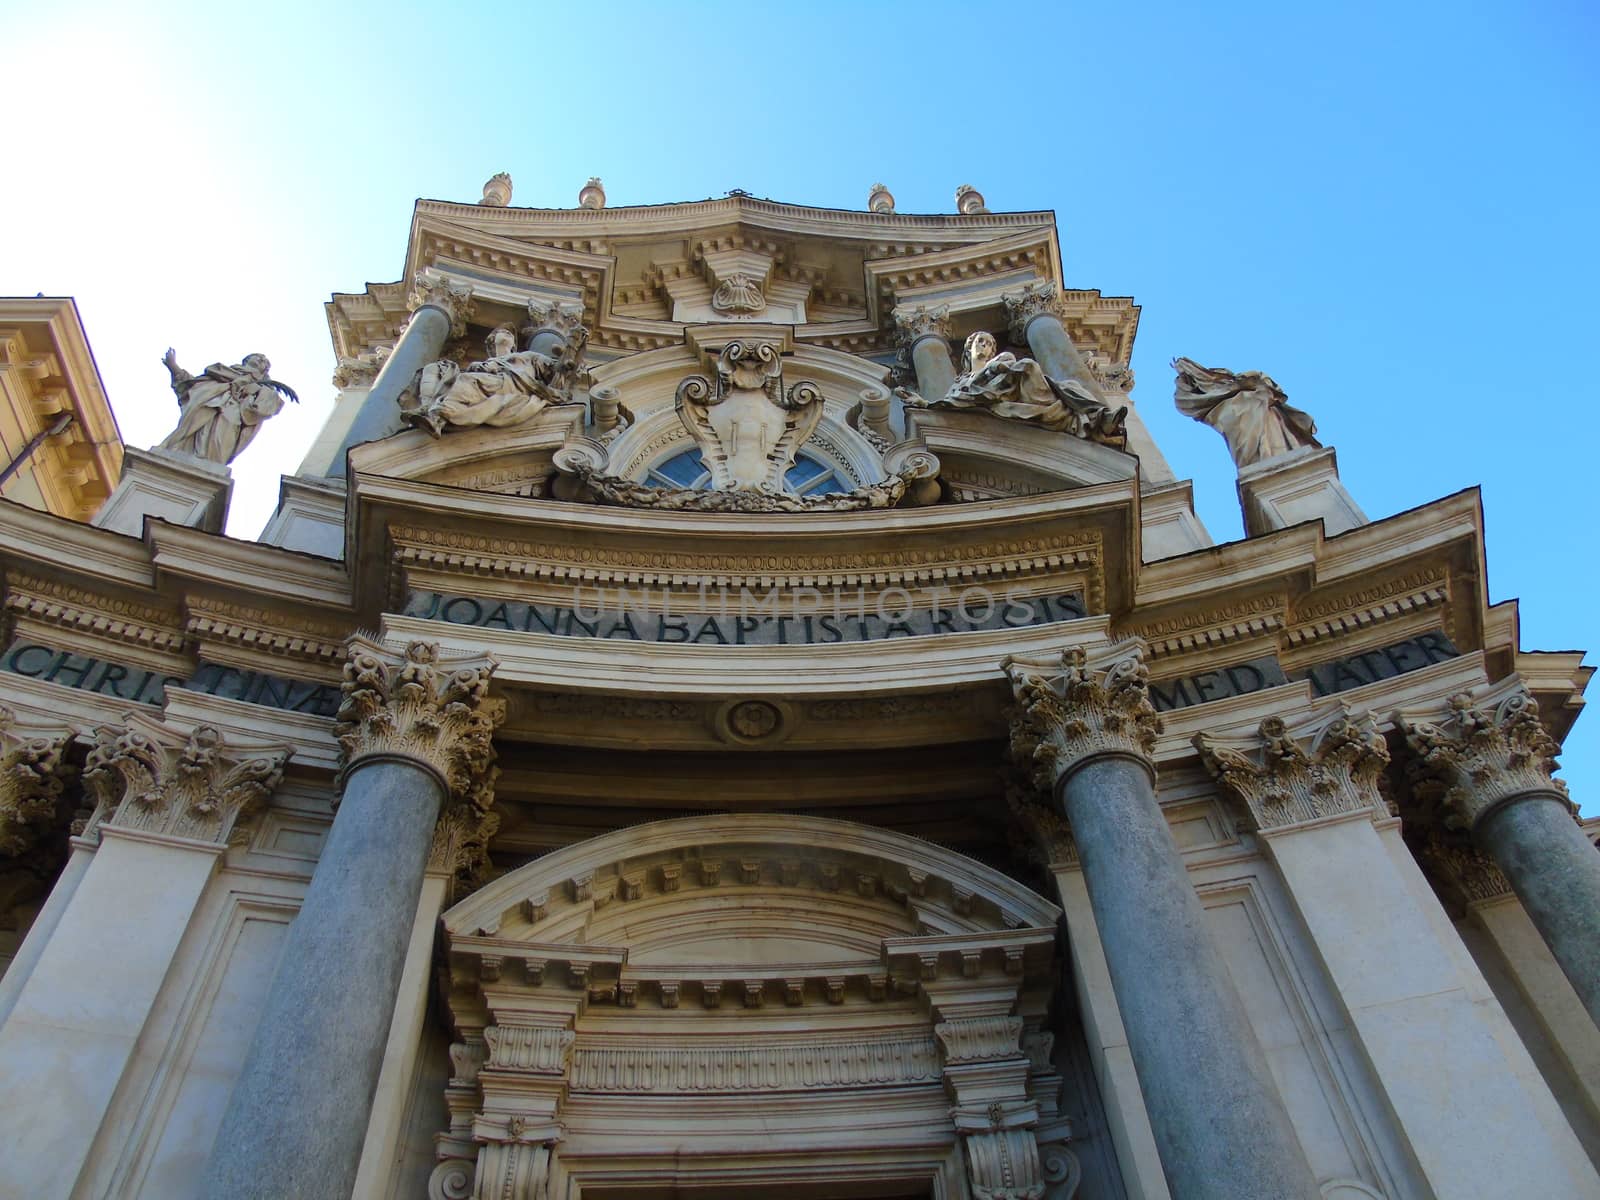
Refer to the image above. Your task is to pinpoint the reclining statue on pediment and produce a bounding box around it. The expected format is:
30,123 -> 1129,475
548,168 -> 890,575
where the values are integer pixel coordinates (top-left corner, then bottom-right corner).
402,324 -> 586,437
897,331 -> 1127,449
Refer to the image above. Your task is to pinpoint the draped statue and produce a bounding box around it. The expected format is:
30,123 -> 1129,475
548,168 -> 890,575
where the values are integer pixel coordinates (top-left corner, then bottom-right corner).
899,332 -> 1127,448
403,324 -> 586,437
158,350 -> 298,465
1172,357 -> 1319,468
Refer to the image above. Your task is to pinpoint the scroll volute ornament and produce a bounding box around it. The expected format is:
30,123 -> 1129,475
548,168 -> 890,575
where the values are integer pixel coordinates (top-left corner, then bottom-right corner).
1195,706 -> 1389,832
83,715 -> 290,845
674,341 -> 824,492
1399,686 -> 1567,830
335,638 -> 503,810
1004,643 -> 1163,789
0,707 -> 75,856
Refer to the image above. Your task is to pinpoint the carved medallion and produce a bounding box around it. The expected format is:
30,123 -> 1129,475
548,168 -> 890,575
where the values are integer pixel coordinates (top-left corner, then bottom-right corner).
674,341 -> 824,492
711,273 -> 766,315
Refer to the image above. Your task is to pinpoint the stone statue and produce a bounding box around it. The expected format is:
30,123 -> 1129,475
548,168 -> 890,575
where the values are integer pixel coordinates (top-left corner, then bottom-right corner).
403,324 -> 586,437
158,350 -> 298,466
1172,357 -> 1319,468
899,331 -> 1127,448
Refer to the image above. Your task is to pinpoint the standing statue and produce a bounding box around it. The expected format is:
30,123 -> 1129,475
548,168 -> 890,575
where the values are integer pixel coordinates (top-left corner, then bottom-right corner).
899,331 -> 1127,448
1172,357 -> 1319,468
158,350 -> 298,466
402,324 -> 586,437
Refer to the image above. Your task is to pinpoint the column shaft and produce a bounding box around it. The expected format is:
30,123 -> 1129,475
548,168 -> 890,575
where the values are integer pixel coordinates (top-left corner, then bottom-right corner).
201,759 -> 444,1200
325,304 -> 452,474
1477,791 -> 1600,1025
1061,755 -> 1319,1200
1019,313 -> 1098,391
528,327 -> 568,357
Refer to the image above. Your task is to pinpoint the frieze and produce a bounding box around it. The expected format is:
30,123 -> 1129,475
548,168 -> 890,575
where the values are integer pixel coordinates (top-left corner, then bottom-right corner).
404,589 -> 1087,645
1285,570 -> 1450,649
1148,632 -> 1462,714
567,1035 -> 940,1093
187,662 -> 344,718
390,524 -> 1103,593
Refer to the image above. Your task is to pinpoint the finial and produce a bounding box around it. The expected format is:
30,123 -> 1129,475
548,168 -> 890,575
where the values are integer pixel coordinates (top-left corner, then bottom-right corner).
578,178 -> 606,210
480,172 -> 512,207
868,183 -> 895,214
955,185 -> 988,215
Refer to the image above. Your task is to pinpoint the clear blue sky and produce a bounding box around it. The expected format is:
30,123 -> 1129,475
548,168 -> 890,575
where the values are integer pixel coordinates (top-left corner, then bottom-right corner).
3,0 -> 1595,800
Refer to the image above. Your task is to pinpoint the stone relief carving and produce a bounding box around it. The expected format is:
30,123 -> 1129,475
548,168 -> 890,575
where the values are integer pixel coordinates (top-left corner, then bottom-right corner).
1195,706 -> 1389,832
1172,356 -> 1320,468
335,638 -> 503,812
1399,686 -> 1568,830
402,324 -> 587,437
1418,830 -> 1514,906
565,462 -> 913,512
675,340 -> 824,492
1002,281 -> 1071,347
523,298 -> 586,345
711,272 -> 766,315
83,716 -> 289,846
568,1036 -> 941,1092
899,332 -> 1127,448
158,349 -> 298,465
331,346 -> 390,390
1004,643 -> 1164,788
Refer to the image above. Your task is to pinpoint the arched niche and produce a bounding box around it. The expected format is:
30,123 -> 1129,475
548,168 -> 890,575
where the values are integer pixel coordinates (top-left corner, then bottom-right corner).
431,815 -> 1078,1200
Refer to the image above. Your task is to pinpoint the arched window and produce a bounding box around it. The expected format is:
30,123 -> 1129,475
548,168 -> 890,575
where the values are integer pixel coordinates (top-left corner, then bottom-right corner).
643,448 -> 851,496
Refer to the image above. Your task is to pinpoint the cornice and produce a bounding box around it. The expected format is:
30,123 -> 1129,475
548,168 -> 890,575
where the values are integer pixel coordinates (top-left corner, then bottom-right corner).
0,497 -> 155,592
4,571 -> 185,657
146,521 -> 354,611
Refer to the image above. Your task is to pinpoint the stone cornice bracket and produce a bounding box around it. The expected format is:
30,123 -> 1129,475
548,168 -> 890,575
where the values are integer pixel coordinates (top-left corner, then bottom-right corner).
335,638 -> 503,810
1398,683 -> 1568,831
0,706 -> 76,857
1195,705 -> 1389,833
1003,641 -> 1163,790
892,303 -> 952,352
523,297 -> 586,344
408,271 -> 477,340
83,714 -> 290,846
1003,280 -> 1068,347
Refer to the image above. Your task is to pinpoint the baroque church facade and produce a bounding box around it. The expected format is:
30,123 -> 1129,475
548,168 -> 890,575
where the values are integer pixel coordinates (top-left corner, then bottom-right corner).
0,177 -> 1596,1200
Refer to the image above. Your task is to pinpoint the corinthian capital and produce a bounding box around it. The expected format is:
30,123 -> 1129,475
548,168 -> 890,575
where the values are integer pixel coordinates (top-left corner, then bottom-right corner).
1005,642 -> 1163,788
523,297 -> 586,345
892,303 -> 951,351
331,346 -> 391,390
84,714 -> 290,846
335,638 -> 503,810
409,271 -> 476,339
0,707 -> 76,857
1003,280 -> 1069,345
1399,684 -> 1566,830
1195,706 -> 1388,832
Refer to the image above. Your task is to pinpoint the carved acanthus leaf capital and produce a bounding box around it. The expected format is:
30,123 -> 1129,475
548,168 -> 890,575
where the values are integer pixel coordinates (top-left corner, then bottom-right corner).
429,803 -> 500,895
523,298 -> 586,344
1399,685 -> 1566,830
892,303 -> 952,351
1003,281 -> 1069,346
1418,830 -> 1514,907
85,715 -> 290,846
0,707 -> 76,857
1195,706 -> 1389,832
409,272 -> 477,339
331,346 -> 391,390
336,639 -> 502,811
1004,642 -> 1163,788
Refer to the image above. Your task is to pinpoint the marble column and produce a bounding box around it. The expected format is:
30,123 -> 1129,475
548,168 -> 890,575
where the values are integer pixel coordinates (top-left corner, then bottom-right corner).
202,639 -> 501,1200
0,716 -> 288,1200
892,303 -> 956,402
351,806 -> 498,1195
1006,644 -> 1318,1200
1003,281 -> 1176,483
1199,708 -> 1600,1198
323,272 -> 475,474
1403,685 -> 1600,1027
524,296 -> 585,358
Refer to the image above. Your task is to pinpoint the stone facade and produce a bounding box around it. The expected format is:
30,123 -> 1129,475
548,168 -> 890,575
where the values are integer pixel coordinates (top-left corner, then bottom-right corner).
0,181 -> 1595,1200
